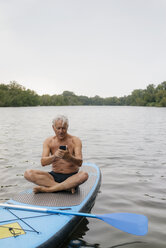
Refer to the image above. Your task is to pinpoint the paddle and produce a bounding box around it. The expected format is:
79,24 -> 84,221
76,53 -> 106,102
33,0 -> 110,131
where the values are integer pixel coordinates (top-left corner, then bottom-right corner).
0,203 -> 148,236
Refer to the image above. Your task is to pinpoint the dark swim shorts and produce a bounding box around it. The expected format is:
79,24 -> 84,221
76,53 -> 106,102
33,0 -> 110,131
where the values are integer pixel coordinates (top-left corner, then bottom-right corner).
49,171 -> 78,183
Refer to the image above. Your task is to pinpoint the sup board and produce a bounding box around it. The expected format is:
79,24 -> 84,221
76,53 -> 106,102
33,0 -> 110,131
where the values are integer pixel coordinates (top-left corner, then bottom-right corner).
0,163 -> 101,248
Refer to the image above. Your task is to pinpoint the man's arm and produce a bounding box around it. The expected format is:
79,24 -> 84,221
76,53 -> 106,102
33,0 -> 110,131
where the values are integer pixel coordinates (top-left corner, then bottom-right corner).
61,137 -> 83,167
41,138 -> 58,166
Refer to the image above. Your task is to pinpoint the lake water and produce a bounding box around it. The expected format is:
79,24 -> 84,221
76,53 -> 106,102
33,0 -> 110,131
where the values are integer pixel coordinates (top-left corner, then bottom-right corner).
0,106 -> 166,248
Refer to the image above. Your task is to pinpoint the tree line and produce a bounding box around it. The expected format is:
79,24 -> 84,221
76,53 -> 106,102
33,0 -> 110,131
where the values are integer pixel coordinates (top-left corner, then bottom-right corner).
0,81 -> 166,107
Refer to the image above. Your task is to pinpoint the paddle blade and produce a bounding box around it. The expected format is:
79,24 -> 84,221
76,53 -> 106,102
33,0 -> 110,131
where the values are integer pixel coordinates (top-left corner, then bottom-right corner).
97,213 -> 148,236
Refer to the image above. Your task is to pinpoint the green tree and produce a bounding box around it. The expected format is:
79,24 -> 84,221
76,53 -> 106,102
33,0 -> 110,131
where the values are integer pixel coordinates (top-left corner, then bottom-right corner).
40,95 -> 52,106
0,81 -> 39,106
143,84 -> 156,105
104,96 -> 120,105
155,82 -> 166,106
130,89 -> 146,106
91,95 -> 104,105
79,95 -> 91,105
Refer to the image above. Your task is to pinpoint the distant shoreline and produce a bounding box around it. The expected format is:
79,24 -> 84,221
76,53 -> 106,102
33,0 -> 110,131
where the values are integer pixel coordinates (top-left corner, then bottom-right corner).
0,81 -> 166,107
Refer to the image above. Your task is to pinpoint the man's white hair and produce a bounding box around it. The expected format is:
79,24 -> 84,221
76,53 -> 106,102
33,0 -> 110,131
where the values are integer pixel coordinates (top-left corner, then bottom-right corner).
52,115 -> 69,127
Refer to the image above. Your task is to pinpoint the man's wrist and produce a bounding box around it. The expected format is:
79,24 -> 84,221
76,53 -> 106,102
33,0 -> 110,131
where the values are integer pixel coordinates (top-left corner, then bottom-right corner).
64,152 -> 71,161
53,154 -> 57,162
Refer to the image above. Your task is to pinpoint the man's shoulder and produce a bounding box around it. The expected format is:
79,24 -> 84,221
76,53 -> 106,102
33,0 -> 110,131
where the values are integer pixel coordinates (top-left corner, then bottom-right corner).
44,136 -> 55,144
69,134 -> 82,145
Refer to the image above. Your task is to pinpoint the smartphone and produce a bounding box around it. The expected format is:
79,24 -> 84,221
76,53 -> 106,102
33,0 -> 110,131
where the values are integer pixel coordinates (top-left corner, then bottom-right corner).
59,145 -> 66,150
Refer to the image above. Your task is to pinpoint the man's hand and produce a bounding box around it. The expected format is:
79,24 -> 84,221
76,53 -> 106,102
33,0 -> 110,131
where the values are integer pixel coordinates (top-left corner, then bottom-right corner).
54,143 -> 82,167
54,146 -> 70,160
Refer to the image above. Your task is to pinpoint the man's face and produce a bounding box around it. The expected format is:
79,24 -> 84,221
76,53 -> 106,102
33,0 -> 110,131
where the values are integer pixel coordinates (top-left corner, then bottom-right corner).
53,120 -> 68,140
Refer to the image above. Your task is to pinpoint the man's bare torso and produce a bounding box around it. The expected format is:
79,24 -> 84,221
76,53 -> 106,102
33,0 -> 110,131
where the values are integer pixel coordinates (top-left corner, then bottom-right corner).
48,134 -> 80,174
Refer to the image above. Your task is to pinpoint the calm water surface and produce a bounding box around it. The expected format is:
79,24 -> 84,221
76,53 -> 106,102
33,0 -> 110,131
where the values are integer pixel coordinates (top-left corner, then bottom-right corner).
0,106 -> 166,248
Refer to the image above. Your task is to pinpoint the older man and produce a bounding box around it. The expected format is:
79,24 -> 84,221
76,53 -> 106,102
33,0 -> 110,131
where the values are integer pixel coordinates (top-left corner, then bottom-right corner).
24,115 -> 88,194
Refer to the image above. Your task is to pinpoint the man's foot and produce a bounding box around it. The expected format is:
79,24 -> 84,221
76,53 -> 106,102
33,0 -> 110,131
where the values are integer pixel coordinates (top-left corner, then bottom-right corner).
71,188 -> 76,194
33,186 -> 77,194
33,186 -> 49,194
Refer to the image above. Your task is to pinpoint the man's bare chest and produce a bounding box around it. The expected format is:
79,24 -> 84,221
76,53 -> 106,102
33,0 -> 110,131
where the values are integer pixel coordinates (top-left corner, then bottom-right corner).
50,139 -> 74,155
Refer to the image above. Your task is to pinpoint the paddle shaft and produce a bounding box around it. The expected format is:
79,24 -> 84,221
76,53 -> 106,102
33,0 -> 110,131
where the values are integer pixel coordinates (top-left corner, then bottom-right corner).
0,203 -> 97,218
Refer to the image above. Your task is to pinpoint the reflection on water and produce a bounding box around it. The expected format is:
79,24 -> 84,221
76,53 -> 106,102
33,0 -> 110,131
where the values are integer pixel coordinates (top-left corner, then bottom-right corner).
68,239 -> 100,248
0,106 -> 166,247
63,218 -> 100,248
68,240 -> 145,248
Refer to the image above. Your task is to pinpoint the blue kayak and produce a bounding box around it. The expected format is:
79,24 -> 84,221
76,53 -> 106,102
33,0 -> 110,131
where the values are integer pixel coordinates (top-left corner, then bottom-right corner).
0,163 -> 101,248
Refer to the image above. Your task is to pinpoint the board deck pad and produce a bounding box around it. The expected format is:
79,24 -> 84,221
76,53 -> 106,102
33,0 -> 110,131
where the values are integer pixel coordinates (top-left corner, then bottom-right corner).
12,165 -> 97,207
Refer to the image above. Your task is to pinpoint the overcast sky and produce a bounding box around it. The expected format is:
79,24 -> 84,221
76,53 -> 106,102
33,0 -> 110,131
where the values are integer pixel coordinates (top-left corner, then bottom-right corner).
0,0 -> 166,97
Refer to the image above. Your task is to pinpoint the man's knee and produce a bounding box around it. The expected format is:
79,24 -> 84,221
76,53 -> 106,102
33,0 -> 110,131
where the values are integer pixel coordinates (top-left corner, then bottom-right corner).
79,171 -> 89,183
24,169 -> 35,181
